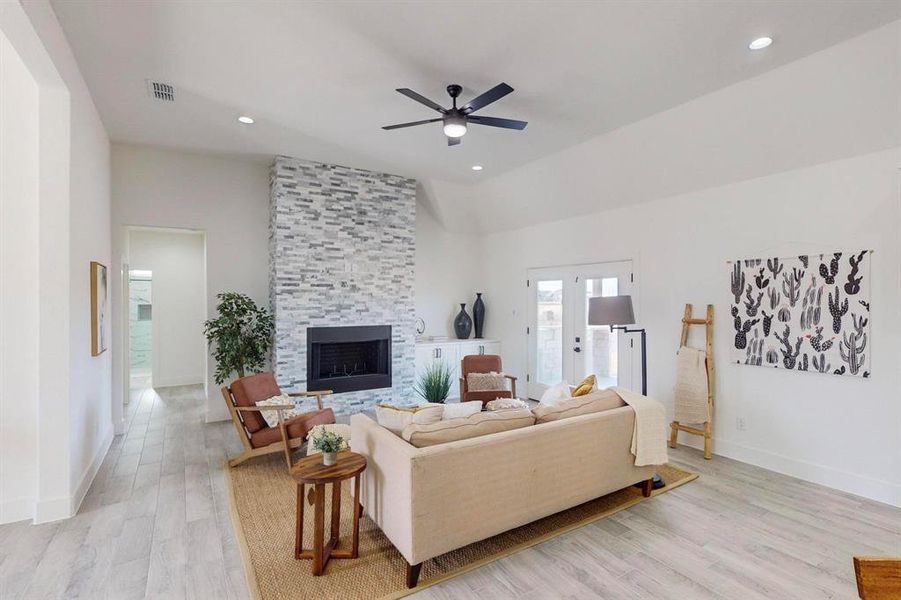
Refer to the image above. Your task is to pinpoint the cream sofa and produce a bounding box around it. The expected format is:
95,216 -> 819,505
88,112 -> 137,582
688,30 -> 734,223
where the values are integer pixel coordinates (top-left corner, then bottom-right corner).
350,403 -> 655,587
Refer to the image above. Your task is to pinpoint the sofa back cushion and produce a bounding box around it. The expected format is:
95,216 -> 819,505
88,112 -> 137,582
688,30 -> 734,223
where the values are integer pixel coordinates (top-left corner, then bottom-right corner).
402,408 -> 534,448
376,404 -> 444,436
532,388 -> 624,424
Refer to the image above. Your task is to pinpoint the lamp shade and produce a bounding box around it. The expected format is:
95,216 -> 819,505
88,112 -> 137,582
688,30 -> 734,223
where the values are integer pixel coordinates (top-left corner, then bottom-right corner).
588,295 -> 635,326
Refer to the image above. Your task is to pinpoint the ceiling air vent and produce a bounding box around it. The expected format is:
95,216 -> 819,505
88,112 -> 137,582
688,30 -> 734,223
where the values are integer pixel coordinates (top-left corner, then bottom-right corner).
146,80 -> 175,102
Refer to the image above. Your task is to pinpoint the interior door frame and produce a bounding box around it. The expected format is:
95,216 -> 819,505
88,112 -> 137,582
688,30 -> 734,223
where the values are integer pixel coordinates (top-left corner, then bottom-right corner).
526,259 -> 637,399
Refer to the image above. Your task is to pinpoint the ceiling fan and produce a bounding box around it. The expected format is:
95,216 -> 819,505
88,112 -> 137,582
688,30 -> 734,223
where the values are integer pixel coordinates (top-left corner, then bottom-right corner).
382,83 -> 527,146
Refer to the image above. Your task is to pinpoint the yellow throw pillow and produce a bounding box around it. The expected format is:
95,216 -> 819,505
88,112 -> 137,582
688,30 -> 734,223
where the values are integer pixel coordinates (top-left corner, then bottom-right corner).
571,374 -> 597,397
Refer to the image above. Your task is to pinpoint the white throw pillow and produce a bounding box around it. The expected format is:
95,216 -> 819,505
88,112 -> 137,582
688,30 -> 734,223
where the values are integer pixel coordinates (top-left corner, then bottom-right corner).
538,382 -> 571,406
441,401 -> 483,420
375,404 -> 444,436
255,393 -> 299,428
485,398 -> 528,411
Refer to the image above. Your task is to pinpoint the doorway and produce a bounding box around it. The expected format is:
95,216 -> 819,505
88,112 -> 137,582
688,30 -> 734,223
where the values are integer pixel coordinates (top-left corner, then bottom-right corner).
123,227 -> 207,402
526,261 -> 634,399
128,269 -> 153,389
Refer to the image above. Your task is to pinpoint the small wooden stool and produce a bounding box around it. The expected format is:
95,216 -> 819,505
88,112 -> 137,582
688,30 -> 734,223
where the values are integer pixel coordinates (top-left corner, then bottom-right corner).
291,450 -> 367,575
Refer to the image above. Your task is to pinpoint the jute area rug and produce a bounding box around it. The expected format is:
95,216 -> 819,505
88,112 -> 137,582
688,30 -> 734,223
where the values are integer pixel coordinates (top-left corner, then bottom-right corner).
226,456 -> 696,600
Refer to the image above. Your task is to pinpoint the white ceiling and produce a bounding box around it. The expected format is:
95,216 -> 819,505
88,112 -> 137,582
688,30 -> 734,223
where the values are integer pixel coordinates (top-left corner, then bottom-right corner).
52,1 -> 900,184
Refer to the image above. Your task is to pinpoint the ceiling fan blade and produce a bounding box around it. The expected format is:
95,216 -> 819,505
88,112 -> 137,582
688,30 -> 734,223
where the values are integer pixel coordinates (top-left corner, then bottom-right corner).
468,115 -> 528,130
382,118 -> 443,130
395,88 -> 447,114
460,83 -> 514,114
447,136 -> 461,146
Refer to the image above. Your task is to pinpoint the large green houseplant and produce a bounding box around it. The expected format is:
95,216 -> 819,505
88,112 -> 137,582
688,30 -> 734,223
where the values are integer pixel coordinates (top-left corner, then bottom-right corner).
203,292 -> 274,384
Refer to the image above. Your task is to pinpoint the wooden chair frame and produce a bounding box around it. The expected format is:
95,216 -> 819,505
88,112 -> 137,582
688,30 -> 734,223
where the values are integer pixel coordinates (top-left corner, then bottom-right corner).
222,386 -> 333,469
854,556 -> 901,599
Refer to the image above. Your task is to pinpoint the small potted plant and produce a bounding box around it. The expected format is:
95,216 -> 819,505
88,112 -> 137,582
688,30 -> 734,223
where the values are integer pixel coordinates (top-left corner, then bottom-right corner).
310,429 -> 347,466
414,361 -> 452,403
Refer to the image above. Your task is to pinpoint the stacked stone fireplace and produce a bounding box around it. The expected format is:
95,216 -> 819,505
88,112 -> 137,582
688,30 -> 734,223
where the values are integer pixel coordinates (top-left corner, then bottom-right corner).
269,156 -> 416,414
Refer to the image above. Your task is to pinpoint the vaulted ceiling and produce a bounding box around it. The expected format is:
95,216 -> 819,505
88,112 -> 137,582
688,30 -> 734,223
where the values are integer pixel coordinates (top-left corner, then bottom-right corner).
52,0 -> 900,187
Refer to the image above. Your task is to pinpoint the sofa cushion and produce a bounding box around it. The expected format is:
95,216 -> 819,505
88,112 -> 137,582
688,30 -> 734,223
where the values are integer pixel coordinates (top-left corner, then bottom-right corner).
538,381 -> 571,406
441,401 -> 483,420
249,408 -> 336,448
571,374 -> 597,397
376,404 -> 444,435
402,408 -> 535,448
532,389 -> 624,424
485,398 -> 528,411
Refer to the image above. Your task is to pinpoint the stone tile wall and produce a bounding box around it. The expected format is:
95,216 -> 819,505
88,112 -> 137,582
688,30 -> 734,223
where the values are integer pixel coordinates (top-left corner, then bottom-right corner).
269,156 -> 416,414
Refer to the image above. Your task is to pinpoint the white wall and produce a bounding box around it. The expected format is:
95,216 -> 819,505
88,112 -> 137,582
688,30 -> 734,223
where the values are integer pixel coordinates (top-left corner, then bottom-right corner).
111,145 -> 270,422
0,28 -> 41,523
0,0 -> 112,523
128,229 -> 206,387
465,20 -> 901,507
111,144 -> 483,419
480,148 -> 901,506
415,199 -> 483,338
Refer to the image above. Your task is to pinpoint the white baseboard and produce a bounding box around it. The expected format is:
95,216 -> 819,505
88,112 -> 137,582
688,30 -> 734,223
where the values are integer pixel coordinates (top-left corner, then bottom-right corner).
70,425 -> 114,516
2,426 -> 115,525
34,495 -> 71,524
0,497 -> 34,524
696,436 -> 900,507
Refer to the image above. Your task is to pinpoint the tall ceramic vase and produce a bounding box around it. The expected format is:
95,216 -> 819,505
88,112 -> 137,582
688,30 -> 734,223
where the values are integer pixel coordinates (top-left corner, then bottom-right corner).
473,293 -> 485,339
454,303 -> 473,339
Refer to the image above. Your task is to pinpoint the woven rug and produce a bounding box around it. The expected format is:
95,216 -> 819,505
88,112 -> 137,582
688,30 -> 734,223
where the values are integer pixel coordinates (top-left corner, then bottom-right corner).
226,456 -> 696,600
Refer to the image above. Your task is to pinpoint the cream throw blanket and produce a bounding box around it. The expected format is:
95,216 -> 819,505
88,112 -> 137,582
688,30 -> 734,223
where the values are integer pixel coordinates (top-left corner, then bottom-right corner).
674,346 -> 710,424
611,387 -> 669,467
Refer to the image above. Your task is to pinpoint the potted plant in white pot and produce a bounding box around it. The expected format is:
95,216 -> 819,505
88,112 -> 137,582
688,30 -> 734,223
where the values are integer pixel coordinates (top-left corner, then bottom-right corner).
310,428 -> 347,466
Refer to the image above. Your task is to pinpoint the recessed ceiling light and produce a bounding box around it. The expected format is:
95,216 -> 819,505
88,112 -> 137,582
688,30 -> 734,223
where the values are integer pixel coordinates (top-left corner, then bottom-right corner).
749,37 -> 773,50
471,165 -> 483,171
237,115 -> 254,124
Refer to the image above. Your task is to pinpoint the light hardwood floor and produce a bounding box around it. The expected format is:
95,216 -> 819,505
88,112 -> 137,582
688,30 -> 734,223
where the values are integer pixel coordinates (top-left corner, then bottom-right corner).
1,382 -> 897,599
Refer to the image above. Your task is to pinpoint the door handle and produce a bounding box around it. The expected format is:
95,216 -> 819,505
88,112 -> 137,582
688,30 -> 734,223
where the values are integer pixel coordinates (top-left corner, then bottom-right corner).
573,347 -> 581,353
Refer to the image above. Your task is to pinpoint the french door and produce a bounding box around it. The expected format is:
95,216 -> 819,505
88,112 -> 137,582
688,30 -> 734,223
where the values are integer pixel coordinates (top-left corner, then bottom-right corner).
526,261 -> 634,399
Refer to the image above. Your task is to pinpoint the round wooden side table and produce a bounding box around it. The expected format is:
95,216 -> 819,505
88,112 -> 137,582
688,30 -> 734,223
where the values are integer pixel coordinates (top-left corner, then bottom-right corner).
291,450 -> 367,576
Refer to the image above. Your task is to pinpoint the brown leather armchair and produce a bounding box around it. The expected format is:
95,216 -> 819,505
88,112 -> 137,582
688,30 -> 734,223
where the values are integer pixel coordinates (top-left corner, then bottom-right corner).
459,354 -> 517,406
222,372 -> 335,469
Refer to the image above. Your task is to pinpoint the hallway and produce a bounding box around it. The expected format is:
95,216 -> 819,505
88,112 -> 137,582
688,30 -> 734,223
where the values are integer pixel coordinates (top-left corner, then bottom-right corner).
0,383 -> 248,599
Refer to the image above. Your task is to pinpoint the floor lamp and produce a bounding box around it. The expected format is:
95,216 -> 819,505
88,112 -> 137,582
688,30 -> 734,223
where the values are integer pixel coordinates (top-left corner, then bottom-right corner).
587,295 -> 664,489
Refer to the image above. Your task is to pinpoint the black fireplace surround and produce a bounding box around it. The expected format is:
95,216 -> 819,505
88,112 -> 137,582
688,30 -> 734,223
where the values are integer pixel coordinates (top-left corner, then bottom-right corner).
307,325 -> 392,393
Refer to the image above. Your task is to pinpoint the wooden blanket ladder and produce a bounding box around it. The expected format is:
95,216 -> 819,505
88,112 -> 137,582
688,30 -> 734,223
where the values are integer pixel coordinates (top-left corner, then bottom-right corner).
669,303 -> 715,459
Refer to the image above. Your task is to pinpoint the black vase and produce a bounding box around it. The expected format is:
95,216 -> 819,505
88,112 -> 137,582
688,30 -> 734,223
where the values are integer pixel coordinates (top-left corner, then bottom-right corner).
473,293 -> 485,339
454,303 -> 473,339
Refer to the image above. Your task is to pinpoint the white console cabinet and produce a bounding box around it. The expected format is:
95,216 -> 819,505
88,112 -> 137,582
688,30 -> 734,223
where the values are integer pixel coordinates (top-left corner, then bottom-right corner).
414,339 -> 501,400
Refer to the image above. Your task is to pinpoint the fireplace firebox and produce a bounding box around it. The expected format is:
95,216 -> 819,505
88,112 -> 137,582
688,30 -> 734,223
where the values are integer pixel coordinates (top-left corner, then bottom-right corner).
307,325 -> 391,393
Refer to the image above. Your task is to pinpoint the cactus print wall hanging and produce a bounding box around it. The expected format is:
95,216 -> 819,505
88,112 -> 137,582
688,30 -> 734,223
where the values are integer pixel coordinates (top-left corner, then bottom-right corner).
729,251 -> 871,377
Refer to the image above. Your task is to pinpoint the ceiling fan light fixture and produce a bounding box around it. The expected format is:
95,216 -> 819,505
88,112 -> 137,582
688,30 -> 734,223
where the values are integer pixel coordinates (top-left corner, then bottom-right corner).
443,116 -> 467,138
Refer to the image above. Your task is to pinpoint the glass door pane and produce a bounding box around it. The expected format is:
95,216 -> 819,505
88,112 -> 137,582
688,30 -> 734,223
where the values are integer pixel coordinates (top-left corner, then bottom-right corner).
584,277 -> 619,389
536,279 -> 564,386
